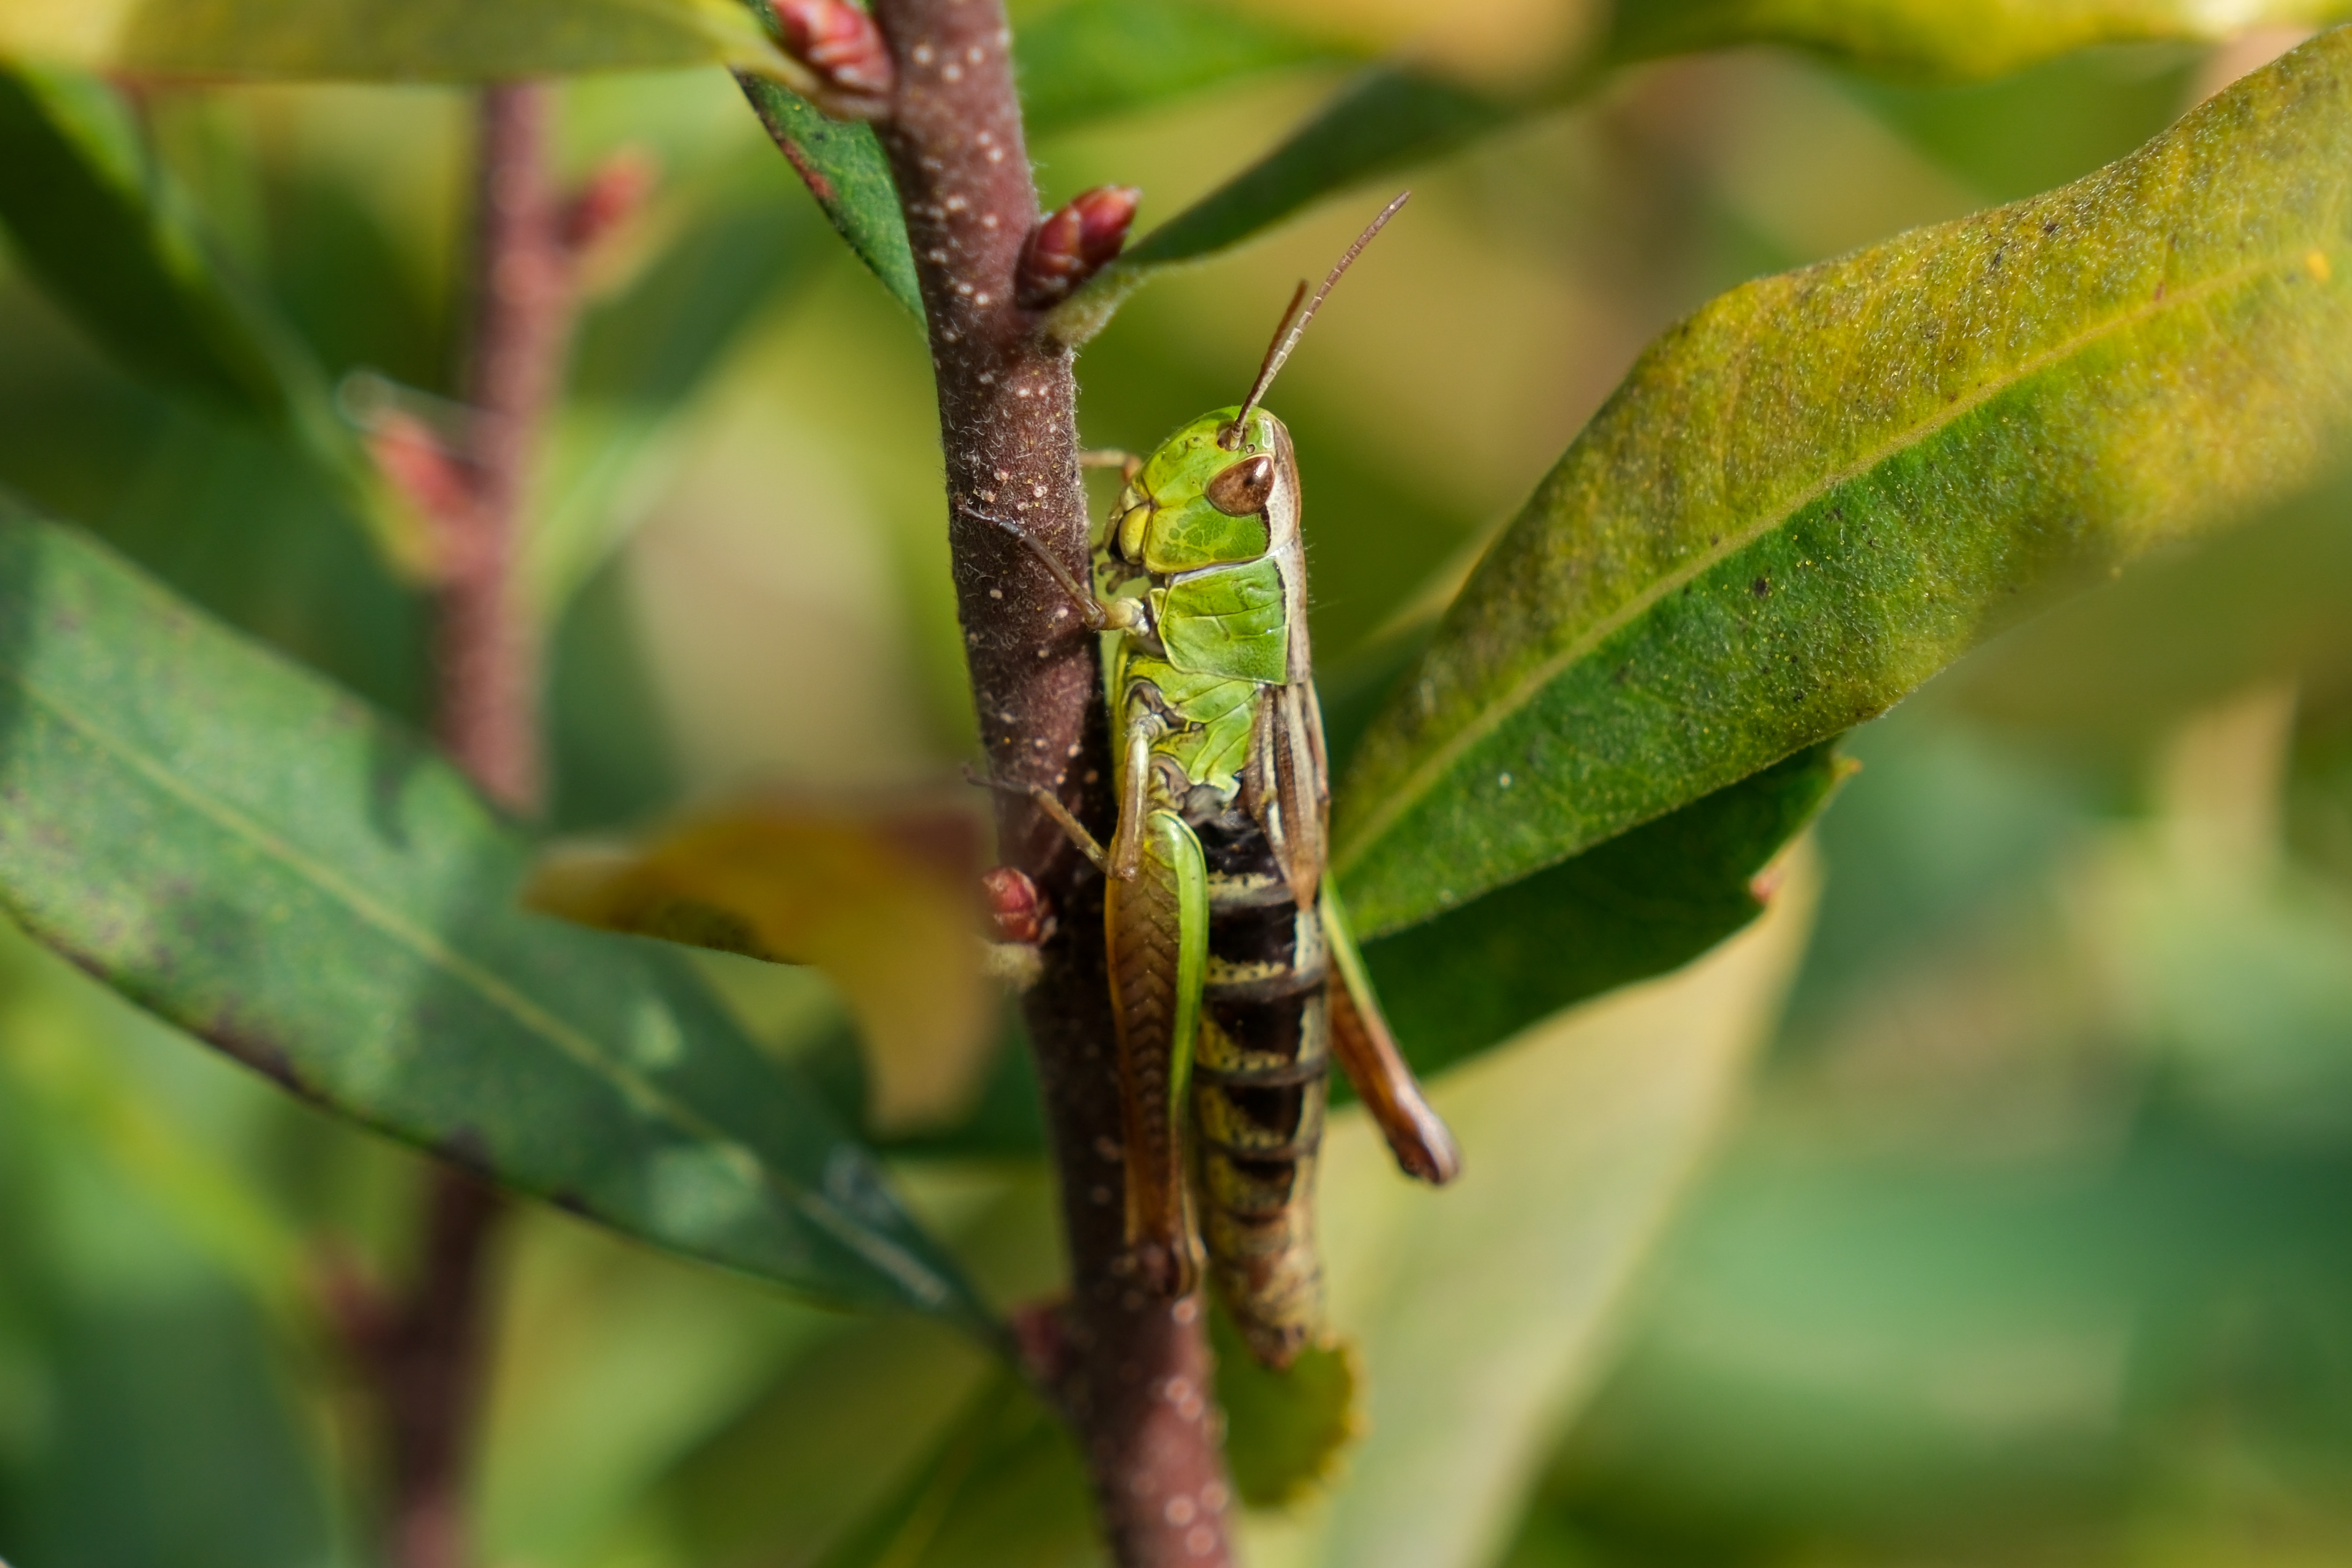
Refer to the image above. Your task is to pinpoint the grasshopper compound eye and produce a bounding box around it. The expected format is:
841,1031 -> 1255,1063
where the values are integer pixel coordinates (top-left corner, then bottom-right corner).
1204,453 -> 1276,515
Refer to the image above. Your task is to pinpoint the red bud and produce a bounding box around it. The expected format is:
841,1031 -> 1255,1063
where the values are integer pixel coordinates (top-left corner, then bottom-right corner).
981,865 -> 1051,946
559,147 -> 658,257
1017,185 -> 1141,309
365,410 -> 475,536
771,0 -> 895,117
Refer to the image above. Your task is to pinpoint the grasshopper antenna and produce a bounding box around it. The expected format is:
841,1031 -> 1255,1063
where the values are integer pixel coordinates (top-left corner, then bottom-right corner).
1223,189 -> 1410,448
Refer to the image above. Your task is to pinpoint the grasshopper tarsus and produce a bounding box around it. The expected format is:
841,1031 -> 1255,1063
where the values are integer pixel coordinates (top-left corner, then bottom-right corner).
1079,447 -> 1144,484
1127,1240 -> 1196,1302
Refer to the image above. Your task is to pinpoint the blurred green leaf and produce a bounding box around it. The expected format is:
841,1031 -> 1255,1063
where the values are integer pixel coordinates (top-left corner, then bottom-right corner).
1017,0 -> 1350,138
652,1311 -> 997,1564
0,66 -> 284,415
0,0 -> 785,79
0,985 -> 334,1568
1259,867 -> 1819,1568
1608,0 -> 2352,80
0,923 -> 311,1341
735,74 -> 924,320
1361,741 -> 1847,1078
1049,67 -> 1519,345
0,64 -> 420,570
1333,31 -> 2352,938
813,1365 -> 1104,1568
1212,1304 -> 1362,1509
0,504 -> 989,1330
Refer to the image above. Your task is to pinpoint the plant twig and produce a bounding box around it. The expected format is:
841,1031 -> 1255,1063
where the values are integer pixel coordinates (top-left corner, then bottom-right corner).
862,4 -> 1236,1562
438,83 -> 569,815
342,81 -> 610,1568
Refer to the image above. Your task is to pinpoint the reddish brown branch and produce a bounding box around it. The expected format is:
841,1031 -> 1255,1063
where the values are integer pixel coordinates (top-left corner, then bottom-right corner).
326,1170 -> 506,1568
436,84 -> 568,814
344,81 -> 619,1568
862,3 -> 1235,1562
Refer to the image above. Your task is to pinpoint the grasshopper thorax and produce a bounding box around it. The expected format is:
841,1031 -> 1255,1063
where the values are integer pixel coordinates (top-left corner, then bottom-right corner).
1112,406 -> 1298,578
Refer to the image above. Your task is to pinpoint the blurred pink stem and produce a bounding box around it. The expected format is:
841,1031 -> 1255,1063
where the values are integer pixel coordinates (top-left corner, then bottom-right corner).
357,81 -> 584,1568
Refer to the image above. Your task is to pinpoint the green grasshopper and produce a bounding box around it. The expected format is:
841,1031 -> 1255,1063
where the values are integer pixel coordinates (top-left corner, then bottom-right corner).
981,195 -> 1458,1368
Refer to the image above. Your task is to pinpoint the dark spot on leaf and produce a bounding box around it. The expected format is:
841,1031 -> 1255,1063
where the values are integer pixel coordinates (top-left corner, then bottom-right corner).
2042,220 -> 2058,235
1612,664 -> 1630,685
1751,577 -> 1771,598
776,137 -> 837,203
438,1124 -> 496,1179
551,1189 -> 592,1217
211,1026 -> 313,1099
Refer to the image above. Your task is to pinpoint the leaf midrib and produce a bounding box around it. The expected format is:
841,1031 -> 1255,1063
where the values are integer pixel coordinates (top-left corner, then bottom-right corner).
1333,245 -> 2305,883
1,649 -> 955,1308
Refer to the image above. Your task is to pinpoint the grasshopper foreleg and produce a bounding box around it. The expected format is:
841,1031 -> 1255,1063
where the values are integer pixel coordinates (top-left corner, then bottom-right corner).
957,502 -> 1147,637
962,708 -> 1158,885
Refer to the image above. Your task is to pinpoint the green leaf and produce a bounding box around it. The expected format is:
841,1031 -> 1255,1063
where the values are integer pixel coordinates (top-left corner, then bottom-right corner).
734,74 -> 923,320
1360,741 -> 1847,1078
1048,66 -> 1519,345
0,0 -> 785,79
1016,0 -> 1350,138
1607,0 -> 2352,81
1211,1304 -> 1362,1509
1332,29 -> 2352,939
1255,871 -> 1819,1568
0,503 -> 989,1331
0,64 -> 421,570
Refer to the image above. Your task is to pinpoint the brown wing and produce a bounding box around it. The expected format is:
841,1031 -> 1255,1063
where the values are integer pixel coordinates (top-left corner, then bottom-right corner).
1243,681 -> 1327,910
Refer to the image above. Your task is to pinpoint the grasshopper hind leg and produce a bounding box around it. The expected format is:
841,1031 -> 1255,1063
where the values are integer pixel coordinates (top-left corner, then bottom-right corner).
1106,809 -> 1209,1298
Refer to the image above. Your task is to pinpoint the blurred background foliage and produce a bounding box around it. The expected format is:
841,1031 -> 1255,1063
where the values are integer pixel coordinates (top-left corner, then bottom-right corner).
2,3 -> 2350,1564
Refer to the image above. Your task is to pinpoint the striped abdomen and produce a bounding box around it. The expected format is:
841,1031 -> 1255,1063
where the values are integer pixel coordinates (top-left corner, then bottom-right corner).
1189,804 -> 1328,1369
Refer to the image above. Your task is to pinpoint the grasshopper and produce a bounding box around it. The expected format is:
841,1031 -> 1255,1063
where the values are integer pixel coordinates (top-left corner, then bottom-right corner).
981,195 -> 1458,1368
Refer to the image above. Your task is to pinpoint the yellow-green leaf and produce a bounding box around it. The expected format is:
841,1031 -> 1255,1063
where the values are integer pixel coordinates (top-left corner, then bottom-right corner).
1333,28 -> 2352,939
1212,1306 -> 1363,1510
527,798 -> 998,1135
0,0 -> 785,79
1608,0 -> 2352,81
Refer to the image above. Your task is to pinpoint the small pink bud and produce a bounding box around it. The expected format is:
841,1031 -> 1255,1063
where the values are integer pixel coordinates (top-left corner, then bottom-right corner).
980,865 -> 1051,946
559,147 -> 658,257
366,411 -> 474,532
771,0 -> 895,117
1017,185 -> 1141,309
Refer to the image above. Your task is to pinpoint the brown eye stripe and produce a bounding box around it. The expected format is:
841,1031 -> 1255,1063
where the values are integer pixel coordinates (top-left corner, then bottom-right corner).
1205,454 -> 1276,516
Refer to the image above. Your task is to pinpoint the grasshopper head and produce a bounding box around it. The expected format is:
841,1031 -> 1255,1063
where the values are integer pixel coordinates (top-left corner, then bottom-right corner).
1109,193 -> 1407,582
1113,407 -> 1296,576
